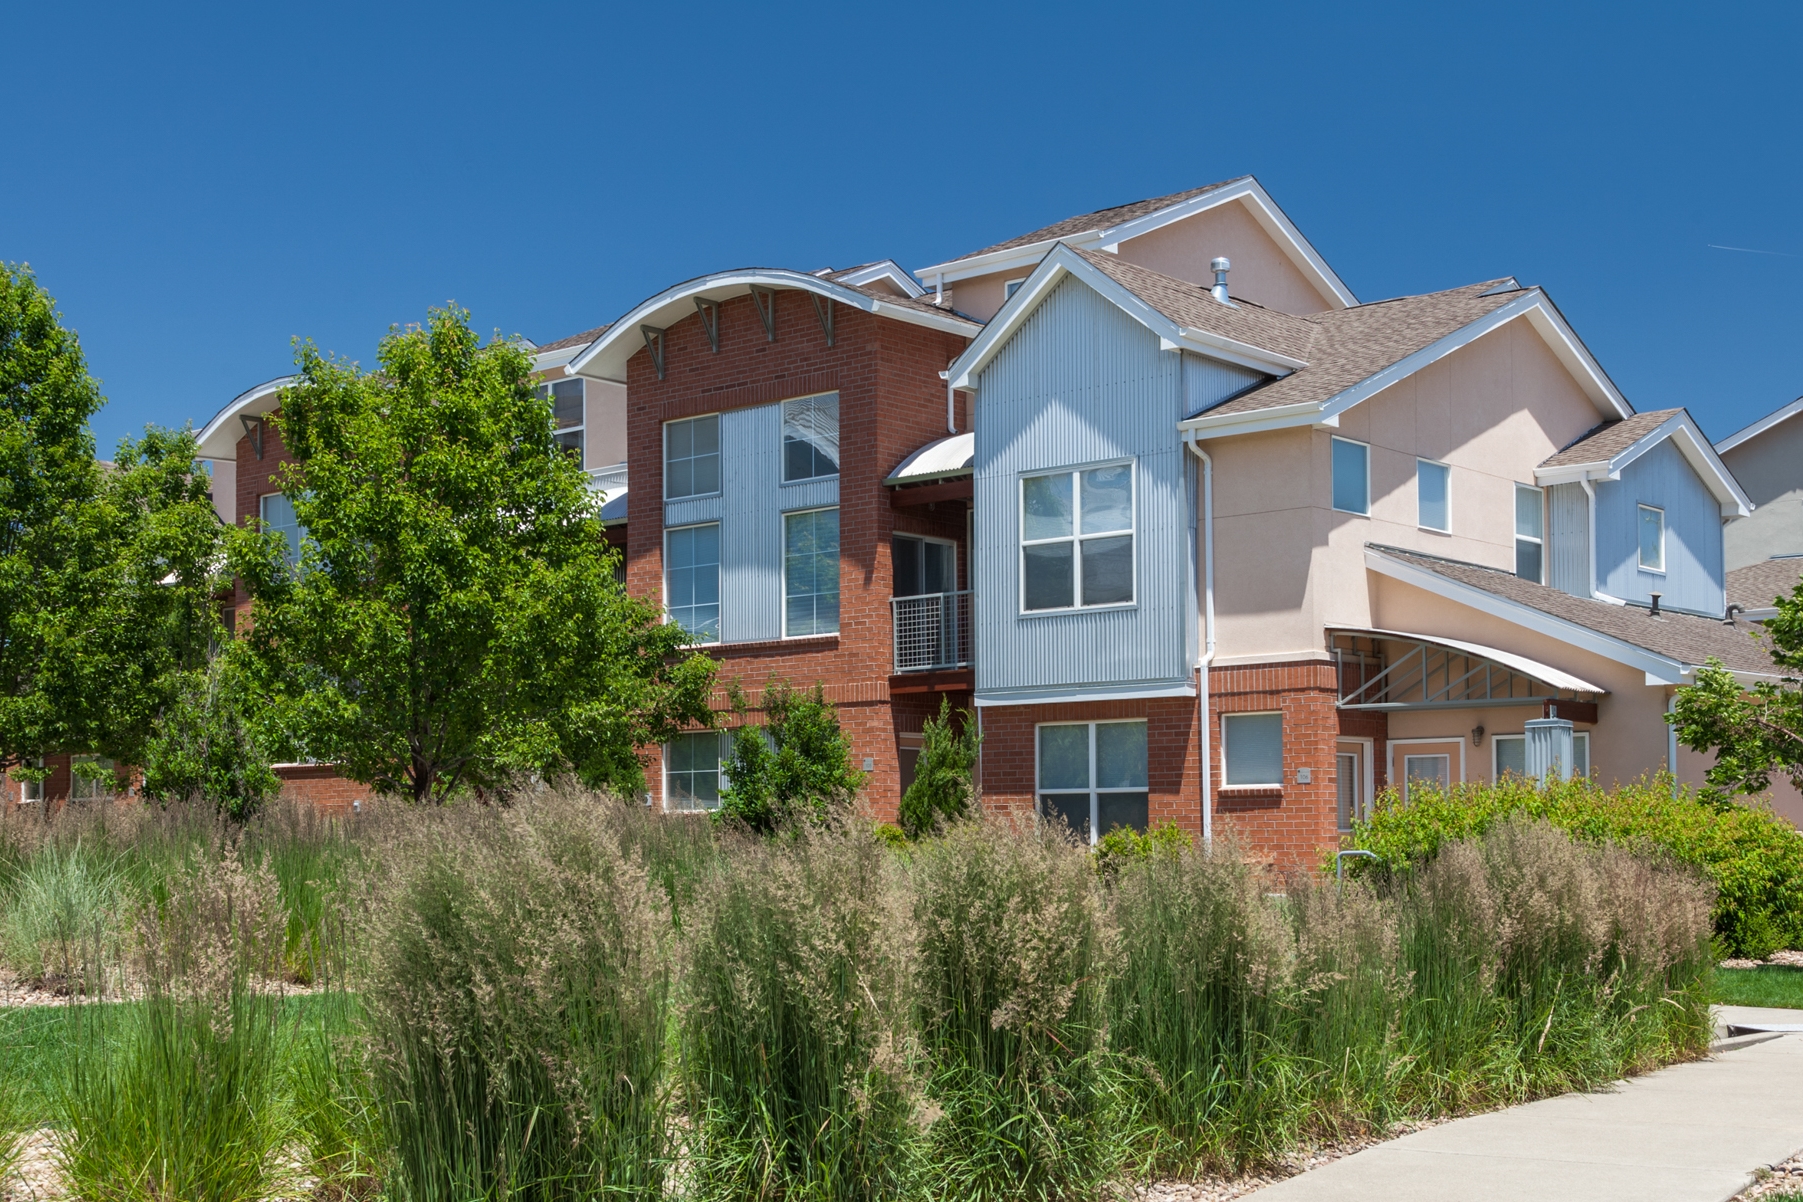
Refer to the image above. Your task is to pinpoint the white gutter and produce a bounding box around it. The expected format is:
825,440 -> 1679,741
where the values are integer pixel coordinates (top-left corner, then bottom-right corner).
1182,429 -> 1216,844
1578,478 -> 1629,605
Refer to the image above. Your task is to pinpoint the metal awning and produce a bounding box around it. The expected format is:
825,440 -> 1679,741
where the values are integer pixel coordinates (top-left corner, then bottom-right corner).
884,432 -> 974,486
1329,628 -> 1606,712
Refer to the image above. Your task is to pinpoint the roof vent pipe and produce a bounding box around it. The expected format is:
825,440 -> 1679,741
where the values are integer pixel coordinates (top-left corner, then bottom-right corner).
1649,592 -> 1662,618
1210,257 -> 1231,304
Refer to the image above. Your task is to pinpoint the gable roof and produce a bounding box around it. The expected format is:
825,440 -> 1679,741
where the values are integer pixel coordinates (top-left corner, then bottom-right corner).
566,267 -> 982,385
914,176 -> 1357,310
536,325 -> 611,354
819,260 -> 926,298
1535,409 -> 1751,516
1727,557 -> 1803,614
1716,395 -> 1803,455
1366,544 -> 1782,683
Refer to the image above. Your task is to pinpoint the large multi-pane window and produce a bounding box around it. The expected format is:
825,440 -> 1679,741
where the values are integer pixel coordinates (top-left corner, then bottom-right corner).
1037,720 -> 1149,843
1331,437 -> 1369,515
665,414 -> 721,499
1514,484 -> 1544,583
1020,463 -> 1134,612
538,378 -> 585,467
1417,458 -> 1450,532
1222,712 -> 1283,786
70,755 -> 117,801
784,508 -> 840,636
1638,505 -> 1665,572
1494,732 -> 1589,779
782,393 -> 840,483
260,493 -> 307,566
665,731 -> 729,811
665,523 -> 720,643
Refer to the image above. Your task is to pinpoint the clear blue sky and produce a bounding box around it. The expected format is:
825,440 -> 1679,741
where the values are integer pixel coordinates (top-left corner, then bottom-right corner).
8,1 -> 1802,453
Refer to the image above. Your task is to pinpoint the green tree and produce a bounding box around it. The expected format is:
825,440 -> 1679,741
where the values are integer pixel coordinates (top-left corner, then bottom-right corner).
229,305 -> 715,804
717,682 -> 866,834
139,648 -> 279,819
1671,577 -> 1803,799
897,695 -> 981,838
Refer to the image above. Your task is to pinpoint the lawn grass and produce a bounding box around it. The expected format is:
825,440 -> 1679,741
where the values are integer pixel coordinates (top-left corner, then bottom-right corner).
1713,966 -> 1803,1011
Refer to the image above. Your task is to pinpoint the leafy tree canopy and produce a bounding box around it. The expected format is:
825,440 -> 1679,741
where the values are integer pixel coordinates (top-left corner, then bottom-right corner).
230,305 -> 715,803
717,681 -> 865,834
897,696 -> 980,838
1671,578 -> 1803,800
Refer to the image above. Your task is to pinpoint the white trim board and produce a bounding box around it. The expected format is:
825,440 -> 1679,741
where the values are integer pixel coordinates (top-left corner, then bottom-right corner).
1536,411 -> 1752,517
1716,395 -> 1803,454
974,680 -> 1197,707
195,376 -> 296,461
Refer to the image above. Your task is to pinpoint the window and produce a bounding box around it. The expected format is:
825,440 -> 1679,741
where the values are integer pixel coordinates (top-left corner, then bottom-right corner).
1037,720 -> 1148,843
1337,751 -> 1360,831
784,508 -> 840,636
782,393 -> 840,483
666,731 -> 728,811
1222,712 -> 1283,786
1515,484 -> 1544,583
1020,463 -> 1134,611
1495,731 -> 1588,779
1417,459 -> 1450,532
1638,505 -> 1665,573
17,758 -> 43,804
664,414 -> 721,500
70,755 -> 117,801
538,378 -> 584,468
260,493 -> 307,566
1402,754 -> 1449,802
1003,279 -> 1026,301
893,535 -> 955,597
665,523 -> 720,643
1331,437 -> 1369,515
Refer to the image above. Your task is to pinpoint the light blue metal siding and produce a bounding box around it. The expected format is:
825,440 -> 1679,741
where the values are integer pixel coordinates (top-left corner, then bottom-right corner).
1547,482 -> 1589,597
1594,439 -> 1725,615
1182,353 -> 1267,417
973,275 -> 1210,701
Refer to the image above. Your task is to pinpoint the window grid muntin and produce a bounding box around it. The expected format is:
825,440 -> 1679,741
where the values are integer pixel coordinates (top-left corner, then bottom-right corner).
665,731 -> 727,812
1035,719 -> 1149,845
539,377 -> 585,469
1514,483 -> 1544,583
663,413 -> 722,500
783,506 -> 841,637
1018,461 -> 1136,614
1416,457 -> 1451,532
664,522 -> 721,644
1638,504 -> 1665,573
1331,437 -> 1369,515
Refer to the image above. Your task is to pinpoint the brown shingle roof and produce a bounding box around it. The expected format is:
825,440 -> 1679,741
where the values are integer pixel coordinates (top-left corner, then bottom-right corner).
1370,545 -> 1779,676
1072,248 -> 1318,362
950,178 -> 1250,262
536,325 -> 611,354
1539,410 -> 1682,468
1727,558 -> 1803,611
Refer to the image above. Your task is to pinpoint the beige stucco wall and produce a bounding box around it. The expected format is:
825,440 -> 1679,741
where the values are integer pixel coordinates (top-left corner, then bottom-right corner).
1115,197 -> 1336,315
585,377 -> 628,468
1721,411 -> 1803,569
1208,316 -> 1611,660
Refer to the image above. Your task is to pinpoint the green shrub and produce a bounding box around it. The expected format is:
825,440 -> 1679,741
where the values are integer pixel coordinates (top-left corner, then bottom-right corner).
1,838 -> 127,993
681,822 -> 919,1201
718,682 -> 866,834
1344,774 -> 1803,958
898,697 -> 981,839
1093,821 -> 1191,880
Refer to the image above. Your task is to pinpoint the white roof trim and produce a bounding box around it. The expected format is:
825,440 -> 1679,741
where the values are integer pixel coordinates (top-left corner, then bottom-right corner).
1716,395 -> 1803,454
1180,290 -> 1634,440
1330,626 -> 1607,694
828,260 -> 926,298
532,343 -> 591,371
945,244 -> 1302,391
884,432 -> 974,485
915,178 -> 1357,310
566,269 -> 980,385
973,680 -> 1197,707
195,376 -> 295,461
1535,412 -> 1752,517
1365,547 -> 1694,685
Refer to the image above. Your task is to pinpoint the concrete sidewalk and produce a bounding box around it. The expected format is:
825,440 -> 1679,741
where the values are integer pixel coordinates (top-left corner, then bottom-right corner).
1249,1009 -> 1803,1202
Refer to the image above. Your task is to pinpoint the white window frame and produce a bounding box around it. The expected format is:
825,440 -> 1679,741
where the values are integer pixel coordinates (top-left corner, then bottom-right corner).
782,505 -> 841,639
1003,278 -> 1028,302
1336,737 -> 1375,832
892,532 -> 959,598
1221,711 -> 1284,787
69,754 -> 117,802
663,413 -> 723,501
663,730 -> 729,813
259,492 -> 307,566
780,392 -> 841,484
1033,719 -> 1150,846
17,758 -> 43,804
539,377 -> 586,469
663,521 -> 721,645
1638,504 -> 1666,573
1492,730 -> 1589,779
1515,483 -> 1545,584
1018,459 -> 1137,616
1331,436 -> 1370,516
1416,457 -> 1451,533
1387,736 -> 1466,795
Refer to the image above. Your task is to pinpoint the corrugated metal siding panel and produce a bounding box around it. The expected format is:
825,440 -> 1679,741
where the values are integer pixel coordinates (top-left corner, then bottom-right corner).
974,275 -> 1194,697
1547,482 -> 1589,597
1595,439 -> 1725,615
665,496 -> 724,527
778,478 -> 839,511
719,403 -> 783,642
1182,352 -> 1267,417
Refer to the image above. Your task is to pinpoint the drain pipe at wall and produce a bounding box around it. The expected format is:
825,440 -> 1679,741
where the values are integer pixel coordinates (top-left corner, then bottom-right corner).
1667,692 -> 1680,797
1183,430 -> 1216,845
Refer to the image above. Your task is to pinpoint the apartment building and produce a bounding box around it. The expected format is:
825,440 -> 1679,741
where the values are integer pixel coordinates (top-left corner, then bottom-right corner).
1715,399 -> 1803,628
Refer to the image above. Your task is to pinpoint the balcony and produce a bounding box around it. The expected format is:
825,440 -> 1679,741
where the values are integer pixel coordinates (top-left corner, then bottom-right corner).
892,590 -> 971,673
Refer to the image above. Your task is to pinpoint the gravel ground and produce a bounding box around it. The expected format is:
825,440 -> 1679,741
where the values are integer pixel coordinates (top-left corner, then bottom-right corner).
1720,951 -> 1803,970
1735,1148 -> 1803,1199
1131,1119 -> 1452,1201
2,1130 -> 61,1202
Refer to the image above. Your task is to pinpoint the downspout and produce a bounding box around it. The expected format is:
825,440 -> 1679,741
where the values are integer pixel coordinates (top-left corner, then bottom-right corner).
1579,477 -> 1628,604
1667,692 -> 1679,797
943,367 -> 956,434
1183,429 -> 1216,845
935,271 -> 945,308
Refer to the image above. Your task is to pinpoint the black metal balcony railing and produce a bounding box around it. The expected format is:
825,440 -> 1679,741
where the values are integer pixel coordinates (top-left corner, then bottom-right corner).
892,590 -> 971,673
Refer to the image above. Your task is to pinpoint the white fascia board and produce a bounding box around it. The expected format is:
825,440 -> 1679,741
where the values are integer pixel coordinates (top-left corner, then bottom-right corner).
195,376 -> 294,461
568,269 -> 980,384
532,344 -> 588,371
973,680 -> 1197,707
1364,547 -> 1691,684
1716,395 -> 1803,454
1534,414 -> 1752,516
1518,298 -> 1634,421
947,245 -> 1300,390
1177,400 -> 1329,440
914,234 -> 1105,286
832,260 -> 926,297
